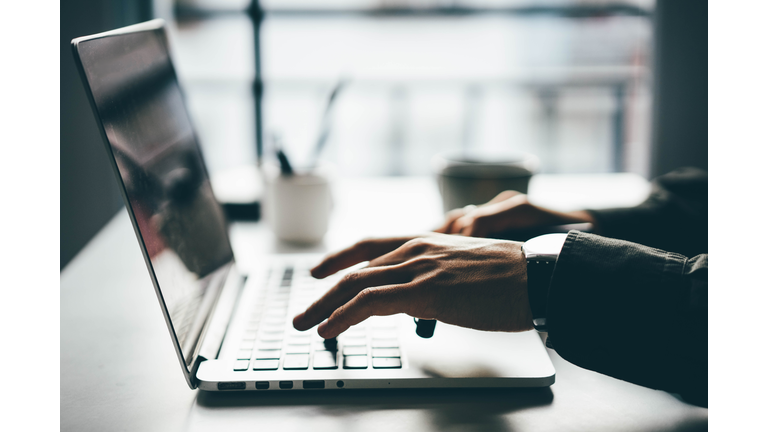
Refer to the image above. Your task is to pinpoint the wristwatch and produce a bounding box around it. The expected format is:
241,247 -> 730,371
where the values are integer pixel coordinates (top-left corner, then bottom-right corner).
521,233 -> 567,332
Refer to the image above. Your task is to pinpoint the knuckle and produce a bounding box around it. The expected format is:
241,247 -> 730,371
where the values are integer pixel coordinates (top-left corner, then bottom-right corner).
358,236 -> 377,245
356,287 -> 378,303
448,209 -> 465,219
354,288 -> 382,313
404,239 -> 421,252
457,214 -> 474,226
356,237 -> 376,252
339,270 -> 361,288
331,303 -> 346,320
405,237 -> 430,253
497,190 -> 515,200
405,255 -> 436,271
515,194 -> 531,206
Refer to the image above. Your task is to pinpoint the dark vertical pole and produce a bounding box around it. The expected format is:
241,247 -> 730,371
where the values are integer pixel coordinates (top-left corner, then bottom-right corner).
249,0 -> 264,163
612,83 -> 626,172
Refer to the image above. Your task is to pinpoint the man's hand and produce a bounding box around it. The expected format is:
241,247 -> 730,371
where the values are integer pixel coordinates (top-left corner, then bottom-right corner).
435,190 -> 595,238
292,233 -> 533,339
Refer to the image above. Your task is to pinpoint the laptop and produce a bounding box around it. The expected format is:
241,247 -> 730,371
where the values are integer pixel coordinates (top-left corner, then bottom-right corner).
71,19 -> 555,392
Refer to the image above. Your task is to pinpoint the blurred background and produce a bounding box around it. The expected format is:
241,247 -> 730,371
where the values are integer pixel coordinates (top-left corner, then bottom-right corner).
61,0 -> 707,268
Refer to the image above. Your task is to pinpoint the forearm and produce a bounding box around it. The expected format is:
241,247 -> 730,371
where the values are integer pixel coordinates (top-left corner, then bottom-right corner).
546,231 -> 708,407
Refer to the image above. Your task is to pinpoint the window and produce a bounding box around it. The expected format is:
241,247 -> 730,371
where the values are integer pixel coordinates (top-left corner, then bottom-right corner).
158,0 -> 655,177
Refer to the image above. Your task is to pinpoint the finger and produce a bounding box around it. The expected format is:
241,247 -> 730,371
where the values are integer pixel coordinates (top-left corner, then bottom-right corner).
486,190 -> 521,205
367,243 -> 416,268
317,285 -> 406,339
311,236 -> 415,279
293,265 -> 411,331
451,214 -> 474,235
434,208 -> 464,233
459,218 -> 487,238
366,236 -> 437,268
462,203 -> 515,236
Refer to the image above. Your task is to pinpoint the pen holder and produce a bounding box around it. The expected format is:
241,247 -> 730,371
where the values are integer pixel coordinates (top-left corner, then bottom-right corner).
264,165 -> 333,244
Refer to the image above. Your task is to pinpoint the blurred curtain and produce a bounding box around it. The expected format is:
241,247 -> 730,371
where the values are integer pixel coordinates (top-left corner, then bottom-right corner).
650,0 -> 708,177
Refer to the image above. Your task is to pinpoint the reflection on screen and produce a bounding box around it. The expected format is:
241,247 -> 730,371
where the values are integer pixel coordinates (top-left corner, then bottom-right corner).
77,28 -> 234,368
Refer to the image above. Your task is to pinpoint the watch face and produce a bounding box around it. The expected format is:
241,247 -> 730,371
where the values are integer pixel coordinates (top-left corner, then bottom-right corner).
522,233 -> 567,261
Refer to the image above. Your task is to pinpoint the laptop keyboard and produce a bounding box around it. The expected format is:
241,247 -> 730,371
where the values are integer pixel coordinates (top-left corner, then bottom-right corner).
233,265 -> 403,372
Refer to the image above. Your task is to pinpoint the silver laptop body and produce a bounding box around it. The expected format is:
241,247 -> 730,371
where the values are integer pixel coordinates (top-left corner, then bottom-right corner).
71,19 -> 555,392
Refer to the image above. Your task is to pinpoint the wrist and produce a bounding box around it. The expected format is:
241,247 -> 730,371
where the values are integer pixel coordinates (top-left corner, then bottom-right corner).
502,240 -> 534,332
522,233 -> 567,332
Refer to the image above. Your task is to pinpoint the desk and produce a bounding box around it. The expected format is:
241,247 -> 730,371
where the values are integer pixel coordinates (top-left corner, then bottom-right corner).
61,174 -> 707,432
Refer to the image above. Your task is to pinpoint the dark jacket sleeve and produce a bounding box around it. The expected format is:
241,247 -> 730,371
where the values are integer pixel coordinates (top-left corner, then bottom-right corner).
546,231 -> 708,407
587,167 -> 707,257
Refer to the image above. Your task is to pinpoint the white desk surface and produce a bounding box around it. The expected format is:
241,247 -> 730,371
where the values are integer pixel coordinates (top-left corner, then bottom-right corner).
61,174 -> 707,432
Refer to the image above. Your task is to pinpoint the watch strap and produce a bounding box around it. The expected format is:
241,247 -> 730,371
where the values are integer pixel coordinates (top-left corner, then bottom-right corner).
526,258 -> 555,331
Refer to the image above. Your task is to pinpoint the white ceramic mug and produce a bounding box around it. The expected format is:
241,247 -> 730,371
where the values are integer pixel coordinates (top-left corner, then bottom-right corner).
264,166 -> 333,244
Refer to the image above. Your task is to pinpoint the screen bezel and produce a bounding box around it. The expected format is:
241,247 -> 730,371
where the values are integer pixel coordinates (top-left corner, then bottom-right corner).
71,19 -> 234,389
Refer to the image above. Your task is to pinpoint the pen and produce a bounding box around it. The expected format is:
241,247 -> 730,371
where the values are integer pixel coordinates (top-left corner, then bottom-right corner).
308,78 -> 347,168
276,146 -> 294,176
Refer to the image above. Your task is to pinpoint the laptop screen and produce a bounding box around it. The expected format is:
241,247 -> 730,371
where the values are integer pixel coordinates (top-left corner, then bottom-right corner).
74,23 -> 235,371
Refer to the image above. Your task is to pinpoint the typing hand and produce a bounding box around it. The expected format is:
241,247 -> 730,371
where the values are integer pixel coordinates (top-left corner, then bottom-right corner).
292,233 -> 533,339
434,190 -> 595,238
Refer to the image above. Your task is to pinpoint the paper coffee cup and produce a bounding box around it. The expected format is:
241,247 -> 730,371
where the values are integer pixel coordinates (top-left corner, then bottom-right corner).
433,150 -> 539,213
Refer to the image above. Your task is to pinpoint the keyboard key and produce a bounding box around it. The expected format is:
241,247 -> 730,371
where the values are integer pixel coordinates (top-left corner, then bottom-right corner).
260,326 -> 285,335
371,339 -> 398,348
313,351 -> 338,369
252,359 -> 279,370
372,357 -> 402,369
257,341 -> 283,351
236,350 -> 253,360
344,328 -> 367,337
265,293 -> 289,302
372,331 -> 398,340
241,331 -> 257,341
259,335 -> 284,342
314,341 -> 330,351
284,344 -> 310,354
372,348 -> 401,358
287,335 -> 311,345
283,354 -> 310,370
254,350 -> 281,360
240,340 -> 255,350
263,316 -> 285,325
343,356 -> 368,369
266,309 -> 287,318
343,346 -> 367,356
233,360 -> 250,371
341,337 -> 367,347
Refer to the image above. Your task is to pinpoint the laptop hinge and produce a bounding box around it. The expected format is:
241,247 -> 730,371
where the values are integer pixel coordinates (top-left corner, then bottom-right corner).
194,265 -> 247,367
189,355 -> 206,389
